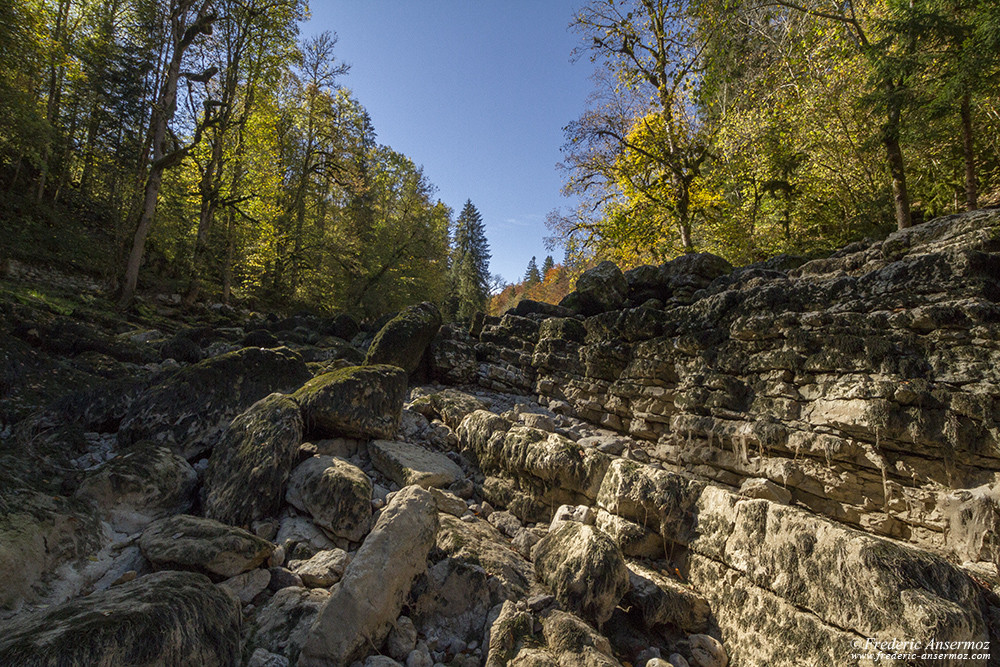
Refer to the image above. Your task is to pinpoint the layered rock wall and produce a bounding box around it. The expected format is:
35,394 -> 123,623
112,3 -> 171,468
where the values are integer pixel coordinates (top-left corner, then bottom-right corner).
439,210 -> 1000,564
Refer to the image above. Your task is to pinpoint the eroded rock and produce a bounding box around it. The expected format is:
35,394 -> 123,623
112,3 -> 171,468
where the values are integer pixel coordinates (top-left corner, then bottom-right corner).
139,514 -> 273,578
286,455 -> 373,543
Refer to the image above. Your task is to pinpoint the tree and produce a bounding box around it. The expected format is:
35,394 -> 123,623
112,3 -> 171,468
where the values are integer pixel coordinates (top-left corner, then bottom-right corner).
450,199 -> 491,320
555,0 -> 716,264
524,256 -> 541,285
118,0 -> 216,307
542,255 -> 555,275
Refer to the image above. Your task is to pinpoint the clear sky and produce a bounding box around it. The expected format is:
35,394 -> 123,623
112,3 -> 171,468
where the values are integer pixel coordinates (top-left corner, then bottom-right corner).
303,2 -> 593,285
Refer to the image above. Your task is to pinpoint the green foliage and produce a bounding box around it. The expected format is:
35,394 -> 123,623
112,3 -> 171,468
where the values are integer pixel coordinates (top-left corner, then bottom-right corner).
524,257 -> 541,286
449,200 -> 491,320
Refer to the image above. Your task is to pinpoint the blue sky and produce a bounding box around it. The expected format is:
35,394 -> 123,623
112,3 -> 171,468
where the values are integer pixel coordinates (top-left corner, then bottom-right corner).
303,2 -> 593,285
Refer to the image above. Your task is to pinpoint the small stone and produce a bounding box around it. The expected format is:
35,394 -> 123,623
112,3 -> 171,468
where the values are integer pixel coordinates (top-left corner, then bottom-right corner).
688,634 -> 727,667
448,478 -> 475,499
406,645 -> 433,667
248,647 -> 290,667
219,568 -> 271,604
254,521 -> 280,541
269,544 -> 286,568
365,657 -> 403,667
739,477 -> 792,505
526,593 -> 555,612
636,647 -> 662,665
430,487 -> 468,517
386,615 -> 418,661
646,659 -> 673,667
669,654 -> 692,667
268,567 -> 303,591
290,549 -> 350,588
487,510 -> 522,539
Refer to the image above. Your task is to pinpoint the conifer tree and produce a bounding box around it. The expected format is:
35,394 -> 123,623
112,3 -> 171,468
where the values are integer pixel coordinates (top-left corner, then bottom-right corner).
541,255 -> 555,276
524,256 -> 541,285
450,199 -> 491,320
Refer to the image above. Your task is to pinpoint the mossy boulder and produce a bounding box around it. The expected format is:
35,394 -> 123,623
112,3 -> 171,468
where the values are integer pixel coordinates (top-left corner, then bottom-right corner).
293,364 -> 408,440
75,442 -> 197,534
117,346 -> 310,460
364,301 -> 442,374
203,393 -> 303,528
532,522 -> 630,625
0,488 -> 104,610
286,455 -> 373,543
139,514 -> 274,578
0,570 -> 241,666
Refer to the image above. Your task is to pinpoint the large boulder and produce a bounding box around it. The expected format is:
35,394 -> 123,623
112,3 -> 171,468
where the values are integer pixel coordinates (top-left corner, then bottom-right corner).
139,514 -> 273,578
285,455 -> 373,543
299,485 -> 439,666
203,393 -> 304,527
365,301 -> 442,374
117,346 -> 310,459
0,571 -> 241,666
532,522 -> 630,625
247,586 -> 331,664
0,487 -> 104,610
75,442 -> 198,533
293,365 -> 408,440
560,261 -> 628,316
369,439 -> 465,489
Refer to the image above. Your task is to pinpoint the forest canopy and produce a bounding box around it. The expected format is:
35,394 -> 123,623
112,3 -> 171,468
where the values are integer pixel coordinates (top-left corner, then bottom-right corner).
548,0 -> 1000,270
0,0 -> 487,319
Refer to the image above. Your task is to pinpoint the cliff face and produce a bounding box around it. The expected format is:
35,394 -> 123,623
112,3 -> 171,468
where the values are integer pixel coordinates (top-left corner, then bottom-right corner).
430,208 -> 1000,664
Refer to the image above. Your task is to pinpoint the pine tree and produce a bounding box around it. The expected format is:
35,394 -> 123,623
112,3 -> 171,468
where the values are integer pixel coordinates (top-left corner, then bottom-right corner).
450,199 -> 491,320
524,256 -> 541,285
541,255 -> 555,276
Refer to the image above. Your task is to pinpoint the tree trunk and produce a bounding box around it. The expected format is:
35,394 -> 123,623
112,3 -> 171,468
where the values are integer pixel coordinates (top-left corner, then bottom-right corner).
883,87 -> 912,230
118,0 -> 214,308
183,134 -> 224,306
960,93 -> 978,211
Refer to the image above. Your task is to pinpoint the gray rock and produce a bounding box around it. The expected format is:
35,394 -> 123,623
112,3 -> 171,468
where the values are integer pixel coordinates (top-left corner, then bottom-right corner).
487,510 -> 523,538
385,615 -> 418,661
204,393 -> 304,527
0,571 -> 240,666
560,261 -> 628,316
76,442 -> 197,533
549,504 -> 595,532
139,514 -> 273,578
118,346 -> 310,459
531,522 -> 629,625
276,516 -> 338,558
366,657 -> 403,667
248,648 -> 290,667
739,477 -> 792,505
365,302 -> 442,374
268,567 -> 303,590
430,487 -> 469,517
688,634 -> 727,667
286,456 -> 373,543
294,365 -> 408,440
669,654 -> 691,667
290,548 -> 350,588
247,586 -> 330,664
369,439 -> 465,489
219,567 -> 271,603
624,562 -> 710,633
300,485 -> 440,666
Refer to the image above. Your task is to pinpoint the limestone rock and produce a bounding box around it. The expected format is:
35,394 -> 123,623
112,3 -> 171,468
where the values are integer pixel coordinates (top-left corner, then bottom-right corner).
532,522 -> 630,625
367,656 -> 404,667
293,365 -> 408,440
299,485 -> 440,666
412,388 -> 490,430
549,503 -> 596,531
560,261 -> 628,316
739,477 -> 792,505
139,514 -> 273,578
118,346 -> 310,459
0,571 -> 240,666
385,615 -> 418,661
75,441 -> 197,533
247,586 -> 330,664
435,513 -> 534,601
248,647 -> 290,667
290,548 -> 350,588
369,439 -> 465,489
688,634 -> 728,667
0,487 -> 104,610
365,301 -> 442,374
624,562 -> 710,633
276,516 -> 338,559
286,455 -> 373,543
203,393 -> 303,527
219,567 -> 271,603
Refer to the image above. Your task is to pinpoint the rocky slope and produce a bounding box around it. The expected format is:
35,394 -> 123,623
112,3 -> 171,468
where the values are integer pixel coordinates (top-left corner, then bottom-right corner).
0,209 -> 997,667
